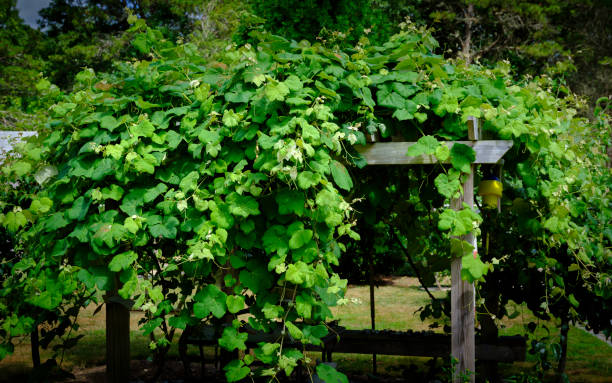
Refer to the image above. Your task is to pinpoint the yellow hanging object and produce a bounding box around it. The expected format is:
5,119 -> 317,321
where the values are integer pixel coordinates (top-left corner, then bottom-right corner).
478,177 -> 503,209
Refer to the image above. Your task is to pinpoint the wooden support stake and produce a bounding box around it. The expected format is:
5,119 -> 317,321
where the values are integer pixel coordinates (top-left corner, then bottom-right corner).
106,295 -> 131,383
451,119 -> 478,383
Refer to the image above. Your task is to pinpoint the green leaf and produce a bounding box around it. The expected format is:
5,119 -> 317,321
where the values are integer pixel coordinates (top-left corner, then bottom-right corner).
45,212 -> 69,231
132,154 -> 156,174
193,284 -> 227,319
297,171 -> 321,189
219,326 -> 247,351
262,225 -> 289,255
179,171 -> 199,192
226,295 -> 245,314
316,364 -> 348,383
30,197 -> 53,214
144,183 -> 168,203
289,229 -> 313,249
226,192 -> 260,218
284,75 -> 303,91
262,303 -> 284,319
120,188 -> 146,216
276,189 -> 304,216
149,216 -> 179,239
210,202 -> 234,229
406,136 -> 439,157
265,81 -> 290,101
461,252 -> 489,282
100,115 -> 119,131
109,251 -> 138,272
224,360 -> 250,382
67,196 -> 91,221
450,143 -> 475,173
4,211 -> 27,232
377,90 -> 405,109
434,172 -> 460,199
93,223 -> 126,248
101,184 -> 124,200
435,144 -> 450,161
11,161 -> 31,177
91,158 -> 114,181
329,160 -> 353,191
223,109 -> 240,127
285,321 -> 303,340
130,119 -> 155,137
26,280 -> 62,310
392,109 -> 414,121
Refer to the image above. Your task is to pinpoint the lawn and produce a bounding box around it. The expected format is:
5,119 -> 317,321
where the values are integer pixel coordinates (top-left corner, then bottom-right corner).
0,277 -> 610,382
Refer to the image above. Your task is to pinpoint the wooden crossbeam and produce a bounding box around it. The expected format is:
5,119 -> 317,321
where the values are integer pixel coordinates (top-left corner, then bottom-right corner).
355,140 -> 513,165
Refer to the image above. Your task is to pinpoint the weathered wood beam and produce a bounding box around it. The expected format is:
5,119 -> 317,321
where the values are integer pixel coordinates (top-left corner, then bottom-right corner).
451,118 -> 478,383
355,140 -> 513,165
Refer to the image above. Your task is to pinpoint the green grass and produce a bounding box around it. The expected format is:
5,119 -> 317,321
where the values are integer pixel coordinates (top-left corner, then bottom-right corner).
0,277 -> 610,382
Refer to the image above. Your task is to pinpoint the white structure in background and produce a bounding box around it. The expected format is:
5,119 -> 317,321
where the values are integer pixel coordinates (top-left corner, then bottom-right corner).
0,131 -> 38,162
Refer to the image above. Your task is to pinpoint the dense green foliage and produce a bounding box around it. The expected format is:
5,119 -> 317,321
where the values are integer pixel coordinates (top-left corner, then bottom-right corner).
1,14 -> 610,381
0,1 -> 610,381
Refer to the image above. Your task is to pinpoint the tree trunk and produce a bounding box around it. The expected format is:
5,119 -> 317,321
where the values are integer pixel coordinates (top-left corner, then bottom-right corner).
556,315 -> 570,383
31,325 -> 40,368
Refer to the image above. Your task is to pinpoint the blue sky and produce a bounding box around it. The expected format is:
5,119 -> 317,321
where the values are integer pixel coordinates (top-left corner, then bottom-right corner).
17,0 -> 52,27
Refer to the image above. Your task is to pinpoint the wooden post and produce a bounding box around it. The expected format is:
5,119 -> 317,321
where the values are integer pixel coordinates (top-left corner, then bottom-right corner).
106,295 -> 131,383
451,117 -> 479,382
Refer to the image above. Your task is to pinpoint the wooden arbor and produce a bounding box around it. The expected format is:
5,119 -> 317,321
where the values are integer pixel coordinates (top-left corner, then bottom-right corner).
355,118 -> 513,382
104,119 -> 513,383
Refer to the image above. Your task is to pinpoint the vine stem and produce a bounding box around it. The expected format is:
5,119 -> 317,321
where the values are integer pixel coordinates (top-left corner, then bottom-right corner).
391,229 -> 438,302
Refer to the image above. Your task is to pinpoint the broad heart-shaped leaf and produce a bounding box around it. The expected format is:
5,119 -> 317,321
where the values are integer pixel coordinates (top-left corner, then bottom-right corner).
377,90 -> 405,109
219,326 -> 247,351
461,251 -> 489,283
179,170 -> 199,192
67,196 -> 91,221
289,229 -> 313,249
224,359 -> 250,382
3,211 -> 27,232
438,205 -> 482,236
193,284 -> 227,319
226,295 -> 245,314
392,109 -> 414,121
265,81 -> 290,101
450,143 -> 475,173
434,172 -> 461,199
120,188 -> 147,216
130,119 -> 155,138
316,364 -> 348,383
149,216 -> 179,239
143,183 -> 168,203
210,202 -> 234,229
239,260 -> 273,294
45,212 -> 69,231
297,171 -> 321,189
93,223 -> 126,248
329,160 -> 353,191
262,225 -> 289,255
91,158 -> 114,181
99,115 -> 119,131
27,280 -> 63,310
226,192 -> 260,218
275,189 -> 305,216
108,251 -> 138,272
406,135 -> 439,157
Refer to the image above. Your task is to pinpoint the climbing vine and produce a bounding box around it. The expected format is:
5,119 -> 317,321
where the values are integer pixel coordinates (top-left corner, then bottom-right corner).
1,18 -> 609,382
